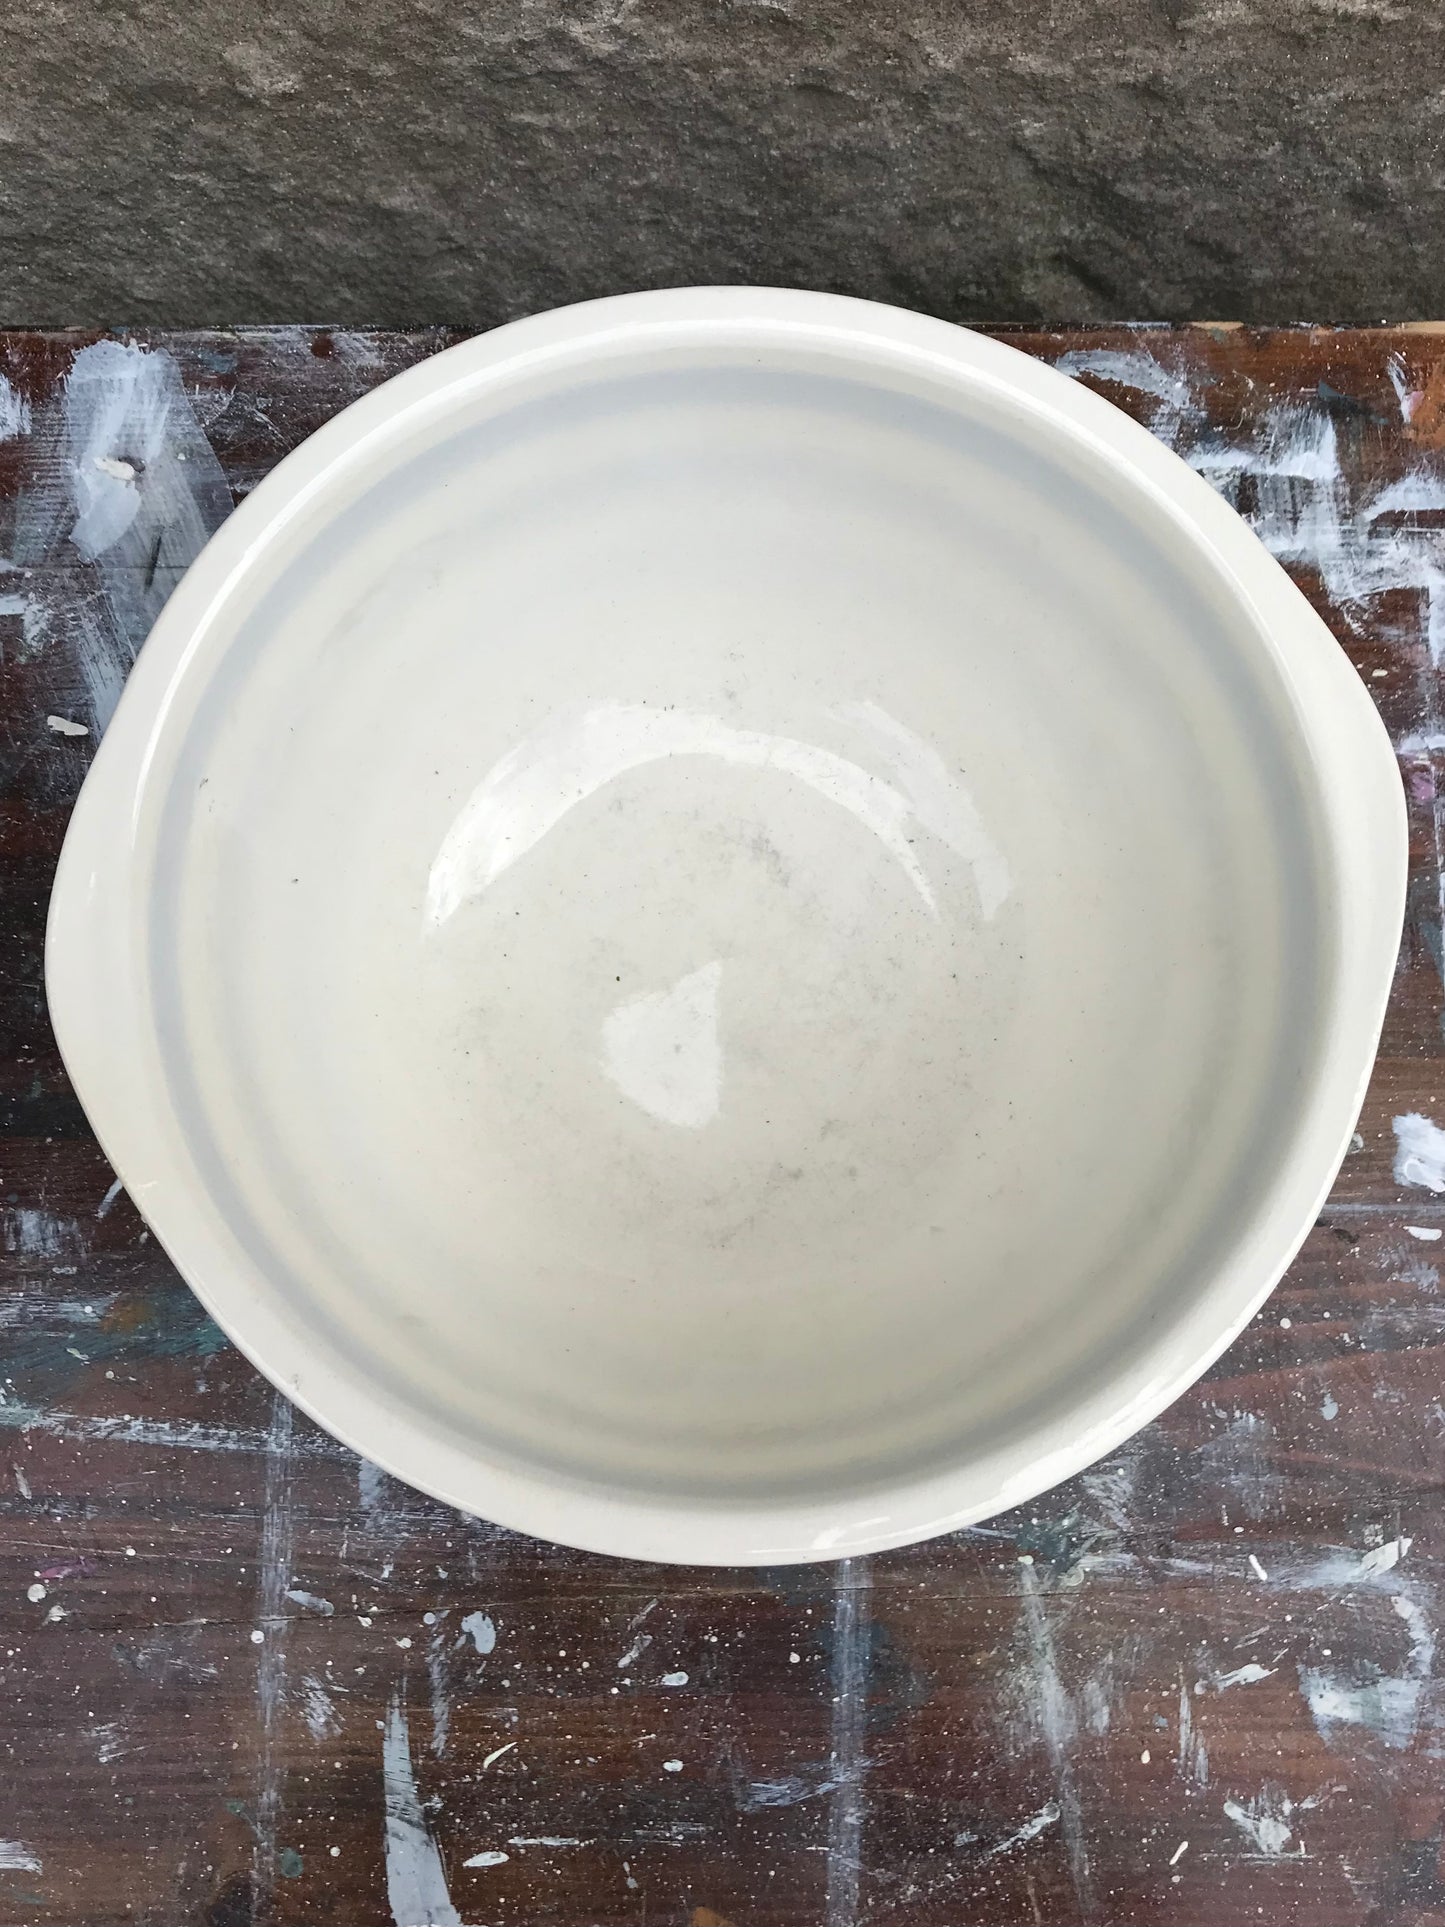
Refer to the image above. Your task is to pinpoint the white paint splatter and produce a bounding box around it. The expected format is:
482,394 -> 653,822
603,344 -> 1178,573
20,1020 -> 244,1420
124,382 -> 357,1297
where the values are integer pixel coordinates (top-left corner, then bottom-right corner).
739,1769 -> 843,1811
285,1588 -> 334,1616
482,1740 -> 516,1769
0,1842 -> 41,1872
0,1407 -> 324,1456
662,1758 -> 683,1773
463,1850 -> 509,1868
1056,354 -> 1445,668
1178,1671 -> 1209,1786
253,1394 -> 294,1891
93,1720 -> 133,1764
616,1631 -> 652,1670
1211,1663 -> 1275,1691
508,1835 -> 588,1848
96,1177 -> 124,1219
300,1675 -> 340,1742
1054,348 -> 1204,422
383,1695 -> 460,1927
1248,1554 -> 1269,1581
358,1459 -> 387,1510
1223,1788 -> 1302,1858
826,1557 -> 871,1927
1394,1114 -> 1445,1192
1290,1539 -> 1433,1751
1407,1225 -> 1443,1241
460,1611 -> 496,1655
0,376 -> 32,442
428,1615 -> 452,1759
1169,1840 -> 1189,1866
46,714 -> 88,737
2,1207 -> 81,1261
1012,1565 -> 1094,1915
983,1801 -> 1060,1859
10,340 -> 232,732
25,1582 -> 45,1604
1360,1536 -> 1412,1577
1320,1392 -> 1339,1421
659,1670 -> 689,1687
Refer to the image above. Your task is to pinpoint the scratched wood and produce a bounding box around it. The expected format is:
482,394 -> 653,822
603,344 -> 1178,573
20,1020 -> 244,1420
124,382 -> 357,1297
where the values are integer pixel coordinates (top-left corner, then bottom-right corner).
1,324 -> 1443,1927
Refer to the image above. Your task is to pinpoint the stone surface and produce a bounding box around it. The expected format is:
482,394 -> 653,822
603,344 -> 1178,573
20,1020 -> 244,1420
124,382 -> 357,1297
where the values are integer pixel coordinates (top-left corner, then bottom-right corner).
1,0 -> 1442,326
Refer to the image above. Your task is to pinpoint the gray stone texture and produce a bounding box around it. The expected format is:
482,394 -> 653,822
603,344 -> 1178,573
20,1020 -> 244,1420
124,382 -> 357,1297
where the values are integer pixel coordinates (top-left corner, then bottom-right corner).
0,0 -> 1440,325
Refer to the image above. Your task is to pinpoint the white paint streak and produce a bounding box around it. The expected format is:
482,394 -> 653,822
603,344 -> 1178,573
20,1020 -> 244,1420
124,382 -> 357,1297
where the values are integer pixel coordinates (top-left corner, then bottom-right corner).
6,342 -> 231,734
1359,1536 -> 1411,1577
428,1617 -> 452,1758
1177,1672 -> 1209,1786
1211,1663 -> 1276,1691
463,1851 -> 509,1868
460,1611 -> 496,1655
508,1835 -> 588,1848
1407,1225 -> 1444,1241
1057,353 -> 1445,670
826,1556 -> 871,1927
1223,1789 -> 1302,1858
3,1207 -> 81,1261
0,376 -> 32,442
301,1675 -> 340,1741
96,1176 -> 124,1219
659,1670 -> 689,1687
616,1631 -> 652,1670
482,1740 -> 516,1769
1016,1566 -> 1095,1917
46,714 -> 88,737
93,1720 -> 133,1764
0,1842 -> 41,1873
0,1406 -> 334,1455
254,1392 -> 294,1892
1248,1554 -> 1269,1581
1054,348 -> 1202,420
285,1588 -> 334,1616
984,1801 -> 1060,1859
1394,1113 -> 1445,1192
383,1695 -> 461,1927
1280,1538 -> 1435,1751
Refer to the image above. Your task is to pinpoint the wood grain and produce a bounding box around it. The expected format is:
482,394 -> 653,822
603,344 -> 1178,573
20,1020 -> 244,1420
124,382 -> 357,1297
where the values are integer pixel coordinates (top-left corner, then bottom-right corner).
0,325 -> 1441,1927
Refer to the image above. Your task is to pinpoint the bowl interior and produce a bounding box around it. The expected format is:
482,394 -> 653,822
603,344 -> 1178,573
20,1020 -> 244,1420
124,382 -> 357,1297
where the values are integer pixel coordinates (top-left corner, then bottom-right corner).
150,354 -> 1325,1509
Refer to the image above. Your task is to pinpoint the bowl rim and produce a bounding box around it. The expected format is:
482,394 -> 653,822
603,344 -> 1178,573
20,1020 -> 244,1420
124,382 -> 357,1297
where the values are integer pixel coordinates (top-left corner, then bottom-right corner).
46,288 -> 1407,1564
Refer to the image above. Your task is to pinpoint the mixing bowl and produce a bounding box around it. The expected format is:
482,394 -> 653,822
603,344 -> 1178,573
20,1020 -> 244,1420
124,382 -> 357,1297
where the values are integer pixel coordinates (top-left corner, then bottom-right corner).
46,290 -> 1406,1563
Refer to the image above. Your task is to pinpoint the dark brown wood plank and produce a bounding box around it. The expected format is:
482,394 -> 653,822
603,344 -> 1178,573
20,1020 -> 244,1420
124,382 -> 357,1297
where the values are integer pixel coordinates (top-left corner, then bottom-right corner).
0,324 -> 1442,1927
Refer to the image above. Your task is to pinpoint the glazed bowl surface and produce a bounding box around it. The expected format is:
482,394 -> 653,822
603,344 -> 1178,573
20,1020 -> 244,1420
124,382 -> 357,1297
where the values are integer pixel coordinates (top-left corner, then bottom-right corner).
47,289 -> 1406,1562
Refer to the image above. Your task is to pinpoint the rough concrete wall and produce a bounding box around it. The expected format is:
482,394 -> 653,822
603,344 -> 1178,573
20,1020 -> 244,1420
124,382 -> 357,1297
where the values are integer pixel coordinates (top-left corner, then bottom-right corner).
1,0 -> 1439,325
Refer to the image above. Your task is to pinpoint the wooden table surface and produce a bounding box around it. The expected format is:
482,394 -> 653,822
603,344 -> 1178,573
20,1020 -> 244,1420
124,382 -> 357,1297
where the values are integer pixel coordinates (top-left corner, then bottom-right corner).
0,323 -> 1441,1927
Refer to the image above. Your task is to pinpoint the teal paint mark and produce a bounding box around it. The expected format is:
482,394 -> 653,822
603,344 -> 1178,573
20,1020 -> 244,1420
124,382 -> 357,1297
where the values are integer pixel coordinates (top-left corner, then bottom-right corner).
3,1293 -> 229,1383
277,1848 -> 303,1879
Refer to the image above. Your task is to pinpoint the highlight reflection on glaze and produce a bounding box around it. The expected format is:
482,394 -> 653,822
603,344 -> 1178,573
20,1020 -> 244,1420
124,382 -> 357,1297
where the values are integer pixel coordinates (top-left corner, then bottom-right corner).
602,960 -> 723,1130
425,701 -> 1010,927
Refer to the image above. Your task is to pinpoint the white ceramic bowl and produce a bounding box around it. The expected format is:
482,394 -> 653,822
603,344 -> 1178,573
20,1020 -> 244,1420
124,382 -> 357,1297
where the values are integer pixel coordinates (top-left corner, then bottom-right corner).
48,290 -> 1405,1564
